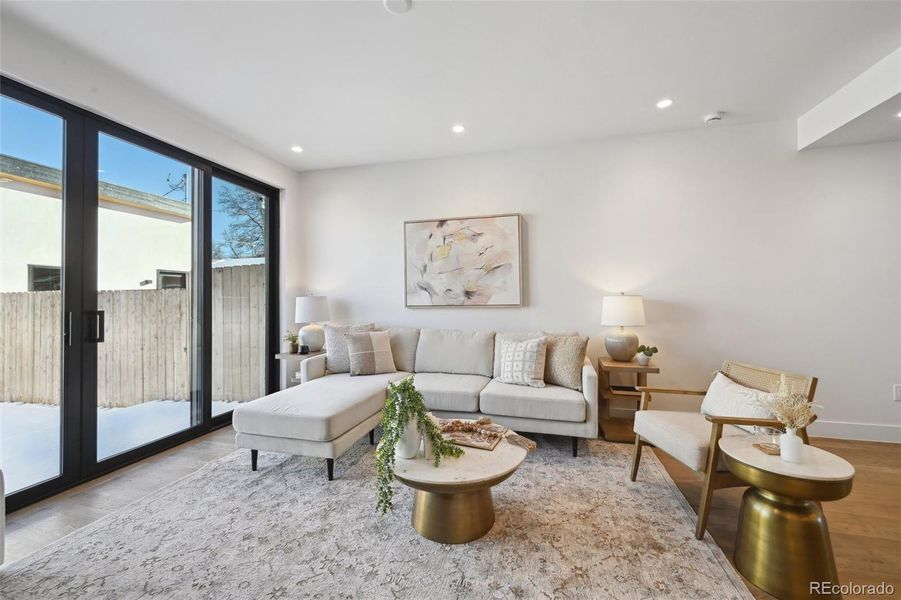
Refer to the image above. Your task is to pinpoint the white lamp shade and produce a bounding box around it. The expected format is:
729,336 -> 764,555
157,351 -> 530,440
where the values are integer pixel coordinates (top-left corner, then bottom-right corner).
601,294 -> 645,327
295,295 -> 330,324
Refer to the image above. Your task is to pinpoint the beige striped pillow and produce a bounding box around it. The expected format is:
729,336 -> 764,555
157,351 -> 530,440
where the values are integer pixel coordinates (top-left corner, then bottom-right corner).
346,331 -> 397,376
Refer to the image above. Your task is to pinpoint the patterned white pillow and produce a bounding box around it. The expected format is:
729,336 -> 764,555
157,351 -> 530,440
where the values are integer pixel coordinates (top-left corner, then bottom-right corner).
701,372 -> 774,433
497,337 -> 548,388
324,323 -> 375,373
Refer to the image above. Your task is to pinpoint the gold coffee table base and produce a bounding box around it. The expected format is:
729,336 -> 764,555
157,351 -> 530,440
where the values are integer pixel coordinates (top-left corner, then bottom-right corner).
412,488 -> 495,544
735,488 -> 840,600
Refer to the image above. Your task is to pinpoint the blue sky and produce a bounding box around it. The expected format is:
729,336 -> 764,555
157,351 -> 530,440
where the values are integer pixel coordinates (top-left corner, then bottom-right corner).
0,95 -> 251,246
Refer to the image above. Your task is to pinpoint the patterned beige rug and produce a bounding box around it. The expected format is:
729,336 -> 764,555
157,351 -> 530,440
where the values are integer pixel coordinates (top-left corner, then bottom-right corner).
0,436 -> 752,599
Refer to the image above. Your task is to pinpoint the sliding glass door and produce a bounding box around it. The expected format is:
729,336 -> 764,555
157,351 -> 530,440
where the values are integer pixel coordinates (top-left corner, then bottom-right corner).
1,77 -> 278,511
0,95 -> 67,494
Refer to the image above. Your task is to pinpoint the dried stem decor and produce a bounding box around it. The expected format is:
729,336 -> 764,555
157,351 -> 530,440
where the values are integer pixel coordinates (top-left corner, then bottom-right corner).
756,374 -> 818,430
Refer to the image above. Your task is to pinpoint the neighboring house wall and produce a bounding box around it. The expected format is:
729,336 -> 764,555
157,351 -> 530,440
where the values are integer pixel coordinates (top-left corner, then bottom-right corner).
0,185 -> 192,292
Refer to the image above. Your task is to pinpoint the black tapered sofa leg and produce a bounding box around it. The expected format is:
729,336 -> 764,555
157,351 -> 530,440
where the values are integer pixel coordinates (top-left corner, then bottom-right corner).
369,429 -> 375,445
572,437 -> 578,457
251,449 -> 258,471
326,458 -> 334,481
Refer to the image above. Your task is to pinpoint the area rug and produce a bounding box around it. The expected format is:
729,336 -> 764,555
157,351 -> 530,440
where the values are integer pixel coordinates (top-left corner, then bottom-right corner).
0,437 -> 752,599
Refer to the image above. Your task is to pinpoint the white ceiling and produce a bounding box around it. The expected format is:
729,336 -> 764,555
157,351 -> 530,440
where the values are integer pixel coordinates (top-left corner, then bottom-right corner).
3,1 -> 900,171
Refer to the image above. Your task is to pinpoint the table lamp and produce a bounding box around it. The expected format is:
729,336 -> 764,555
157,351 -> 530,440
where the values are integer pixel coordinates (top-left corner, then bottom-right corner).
295,295 -> 330,352
601,293 -> 645,362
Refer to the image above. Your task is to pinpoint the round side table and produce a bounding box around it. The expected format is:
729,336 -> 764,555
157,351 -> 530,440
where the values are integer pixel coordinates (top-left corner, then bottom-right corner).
718,437 -> 854,600
394,440 -> 526,544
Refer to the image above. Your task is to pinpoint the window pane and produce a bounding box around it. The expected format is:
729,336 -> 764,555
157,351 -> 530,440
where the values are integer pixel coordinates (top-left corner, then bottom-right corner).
211,177 -> 266,416
96,133 -> 195,460
0,95 -> 65,494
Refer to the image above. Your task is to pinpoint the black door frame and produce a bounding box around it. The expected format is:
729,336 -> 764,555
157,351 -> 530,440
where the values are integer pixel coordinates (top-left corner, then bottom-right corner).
2,75 -> 280,512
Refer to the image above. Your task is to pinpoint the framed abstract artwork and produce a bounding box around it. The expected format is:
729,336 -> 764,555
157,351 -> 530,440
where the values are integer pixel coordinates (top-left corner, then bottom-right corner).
404,213 -> 522,307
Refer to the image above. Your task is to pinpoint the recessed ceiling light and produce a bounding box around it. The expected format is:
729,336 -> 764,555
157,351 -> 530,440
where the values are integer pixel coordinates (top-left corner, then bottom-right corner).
290,146 -> 303,153
451,124 -> 466,134
656,98 -> 673,109
896,111 -> 901,118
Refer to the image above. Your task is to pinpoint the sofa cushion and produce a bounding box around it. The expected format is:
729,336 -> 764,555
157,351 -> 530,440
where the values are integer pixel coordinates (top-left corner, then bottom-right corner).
479,380 -> 586,423
232,371 -> 409,442
324,323 -> 375,373
544,335 -> 588,391
347,331 -> 397,376
701,372 -> 774,433
386,326 -> 420,373
413,373 -> 490,412
414,328 -> 495,377
633,410 -> 748,471
497,337 -> 548,388
492,331 -> 543,378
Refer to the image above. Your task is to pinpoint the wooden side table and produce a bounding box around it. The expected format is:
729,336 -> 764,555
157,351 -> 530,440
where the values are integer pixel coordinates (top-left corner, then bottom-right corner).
598,357 -> 660,442
719,437 -> 855,600
275,350 -> 325,388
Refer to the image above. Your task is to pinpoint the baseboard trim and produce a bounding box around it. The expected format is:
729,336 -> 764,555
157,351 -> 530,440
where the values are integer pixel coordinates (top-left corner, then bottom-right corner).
808,420 -> 900,443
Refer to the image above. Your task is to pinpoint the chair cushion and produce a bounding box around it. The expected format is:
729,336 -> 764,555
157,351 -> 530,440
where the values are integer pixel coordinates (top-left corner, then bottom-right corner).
414,328 -> 495,377
233,371 -> 409,442
413,373 -> 490,412
347,331 -> 397,376
480,380 -> 586,423
324,323 -> 375,373
701,372 -> 774,433
633,410 -> 749,471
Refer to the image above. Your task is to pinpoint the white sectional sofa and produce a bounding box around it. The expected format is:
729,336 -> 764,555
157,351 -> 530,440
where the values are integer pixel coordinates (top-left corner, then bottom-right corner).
233,328 -> 598,479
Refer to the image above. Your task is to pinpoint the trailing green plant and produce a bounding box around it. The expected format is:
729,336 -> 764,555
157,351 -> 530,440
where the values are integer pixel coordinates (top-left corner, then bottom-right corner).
637,345 -> 658,356
375,377 -> 464,514
282,330 -> 299,343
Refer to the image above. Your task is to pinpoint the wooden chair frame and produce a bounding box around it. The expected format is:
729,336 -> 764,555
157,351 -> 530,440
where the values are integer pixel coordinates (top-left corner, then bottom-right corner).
629,361 -> 818,540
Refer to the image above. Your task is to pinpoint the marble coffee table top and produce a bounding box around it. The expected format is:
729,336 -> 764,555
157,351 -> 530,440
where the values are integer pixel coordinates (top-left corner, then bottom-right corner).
719,437 -> 855,482
394,439 -> 527,487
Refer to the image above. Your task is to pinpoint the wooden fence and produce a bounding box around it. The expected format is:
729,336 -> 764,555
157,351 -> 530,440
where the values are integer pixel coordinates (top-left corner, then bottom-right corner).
0,264 -> 265,408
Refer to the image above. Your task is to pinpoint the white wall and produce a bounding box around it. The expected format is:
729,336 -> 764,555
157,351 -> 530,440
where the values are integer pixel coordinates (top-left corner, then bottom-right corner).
1,15 -> 306,384
294,121 -> 900,442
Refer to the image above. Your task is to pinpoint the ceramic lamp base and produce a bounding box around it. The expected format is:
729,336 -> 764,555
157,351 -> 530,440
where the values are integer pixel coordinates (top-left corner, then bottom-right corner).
605,329 -> 639,362
299,323 -> 325,352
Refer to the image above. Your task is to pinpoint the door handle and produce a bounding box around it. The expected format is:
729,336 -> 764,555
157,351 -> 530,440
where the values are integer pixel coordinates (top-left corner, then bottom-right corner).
86,310 -> 105,343
64,311 -> 73,347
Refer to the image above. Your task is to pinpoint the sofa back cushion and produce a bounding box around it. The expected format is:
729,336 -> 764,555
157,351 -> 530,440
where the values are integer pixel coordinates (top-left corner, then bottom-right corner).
414,328 -> 495,377
386,326 -> 420,373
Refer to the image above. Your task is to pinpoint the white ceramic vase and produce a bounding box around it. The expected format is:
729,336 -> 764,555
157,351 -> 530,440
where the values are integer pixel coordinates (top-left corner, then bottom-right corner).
779,428 -> 803,463
395,417 -> 421,459
636,353 -> 651,366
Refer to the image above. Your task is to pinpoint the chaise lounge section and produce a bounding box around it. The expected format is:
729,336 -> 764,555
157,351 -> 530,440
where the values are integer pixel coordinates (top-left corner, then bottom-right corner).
233,327 -> 598,478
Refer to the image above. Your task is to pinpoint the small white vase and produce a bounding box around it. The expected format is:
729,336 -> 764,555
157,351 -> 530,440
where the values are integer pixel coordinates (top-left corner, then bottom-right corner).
395,418 -> 421,459
779,428 -> 803,463
636,353 -> 651,366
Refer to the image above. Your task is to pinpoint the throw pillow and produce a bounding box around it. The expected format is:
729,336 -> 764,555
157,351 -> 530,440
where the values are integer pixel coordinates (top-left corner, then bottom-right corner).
497,337 -> 548,388
324,323 -> 375,373
492,331 -> 544,378
346,331 -> 397,376
544,335 -> 588,391
701,372 -> 774,433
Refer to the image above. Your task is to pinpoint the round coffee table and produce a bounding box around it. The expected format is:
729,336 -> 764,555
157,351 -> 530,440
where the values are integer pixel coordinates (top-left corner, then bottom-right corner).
393,440 -> 527,544
718,437 -> 854,600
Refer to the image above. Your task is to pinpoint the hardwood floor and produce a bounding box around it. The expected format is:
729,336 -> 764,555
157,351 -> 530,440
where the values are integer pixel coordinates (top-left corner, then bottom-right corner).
4,426 -> 899,600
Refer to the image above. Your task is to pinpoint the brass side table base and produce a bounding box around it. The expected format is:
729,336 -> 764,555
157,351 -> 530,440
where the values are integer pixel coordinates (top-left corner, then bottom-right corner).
735,488 -> 840,599
412,488 -> 495,544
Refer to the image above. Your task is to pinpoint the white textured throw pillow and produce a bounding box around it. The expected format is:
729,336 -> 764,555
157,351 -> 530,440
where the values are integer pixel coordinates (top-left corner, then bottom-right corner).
324,323 -> 375,373
497,337 -> 548,388
700,372 -> 774,433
